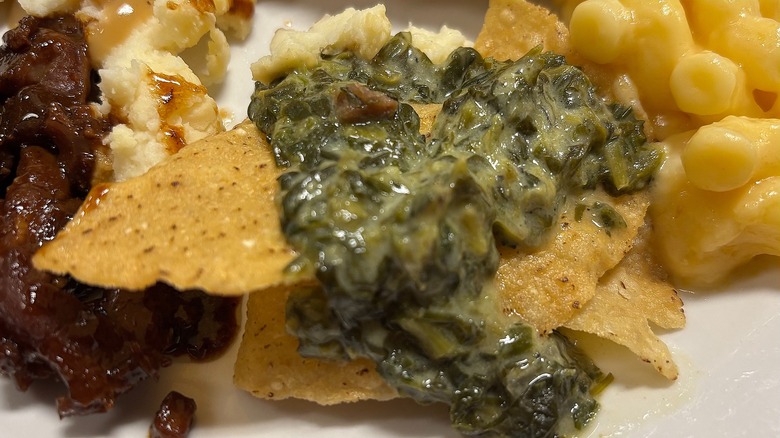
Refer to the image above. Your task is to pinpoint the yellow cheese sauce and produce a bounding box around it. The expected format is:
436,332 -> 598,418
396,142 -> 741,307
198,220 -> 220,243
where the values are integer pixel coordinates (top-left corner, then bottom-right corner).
561,0 -> 780,286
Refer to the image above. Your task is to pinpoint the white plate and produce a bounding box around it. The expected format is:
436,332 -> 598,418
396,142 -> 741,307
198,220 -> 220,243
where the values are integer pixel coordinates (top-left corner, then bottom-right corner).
1,1 -> 779,437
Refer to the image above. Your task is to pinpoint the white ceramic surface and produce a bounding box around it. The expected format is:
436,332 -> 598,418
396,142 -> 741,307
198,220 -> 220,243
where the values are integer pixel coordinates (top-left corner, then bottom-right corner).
1,1 -> 779,437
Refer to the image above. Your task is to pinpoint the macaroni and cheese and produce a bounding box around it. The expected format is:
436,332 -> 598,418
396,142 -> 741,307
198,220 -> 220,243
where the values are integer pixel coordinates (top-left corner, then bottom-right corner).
565,0 -> 780,285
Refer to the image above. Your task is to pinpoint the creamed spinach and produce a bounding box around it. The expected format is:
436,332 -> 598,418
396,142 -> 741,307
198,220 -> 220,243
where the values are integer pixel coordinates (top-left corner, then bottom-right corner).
249,33 -> 660,437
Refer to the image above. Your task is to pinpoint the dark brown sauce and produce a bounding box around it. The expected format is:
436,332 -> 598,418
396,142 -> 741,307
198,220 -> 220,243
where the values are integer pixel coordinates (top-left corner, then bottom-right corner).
228,0 -> 255,20
149,71 -> 209,154
0,14 -> 239,420
84,0 -> 154,64
78,182 -> 111,216
150,391 -> 198,438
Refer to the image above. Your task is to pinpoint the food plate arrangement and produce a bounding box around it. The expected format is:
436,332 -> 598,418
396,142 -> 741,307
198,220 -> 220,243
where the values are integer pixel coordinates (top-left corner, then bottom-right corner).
1,0 -> 779,437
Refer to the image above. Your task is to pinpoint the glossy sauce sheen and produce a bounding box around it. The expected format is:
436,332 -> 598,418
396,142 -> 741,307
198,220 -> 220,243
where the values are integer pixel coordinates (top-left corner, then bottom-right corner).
150,391 -> 198,438
84,0 -> 153,63
0,14 -> 239,419
252,33 -> 658,437
150,71 -> 210,154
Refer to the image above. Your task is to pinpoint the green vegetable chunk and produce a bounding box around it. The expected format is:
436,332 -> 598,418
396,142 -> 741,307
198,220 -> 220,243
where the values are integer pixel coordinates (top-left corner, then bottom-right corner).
249,33 -> 659,437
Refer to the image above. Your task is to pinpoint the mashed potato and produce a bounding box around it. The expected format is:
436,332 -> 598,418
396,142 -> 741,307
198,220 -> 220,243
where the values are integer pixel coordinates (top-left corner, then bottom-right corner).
16,0 -> 254,181
252,5 -> 471,85
35,4 -> 684,396
17,0 -> 78,16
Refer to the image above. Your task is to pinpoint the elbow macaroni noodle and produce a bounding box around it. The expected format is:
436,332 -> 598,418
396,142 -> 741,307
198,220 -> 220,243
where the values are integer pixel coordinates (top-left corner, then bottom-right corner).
652,117 -> 780,286
565,0 -> 780,285
569,0 -> 779,131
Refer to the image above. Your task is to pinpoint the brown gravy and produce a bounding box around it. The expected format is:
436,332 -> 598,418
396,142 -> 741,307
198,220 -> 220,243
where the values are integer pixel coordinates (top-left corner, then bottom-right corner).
84,0 -> 154,64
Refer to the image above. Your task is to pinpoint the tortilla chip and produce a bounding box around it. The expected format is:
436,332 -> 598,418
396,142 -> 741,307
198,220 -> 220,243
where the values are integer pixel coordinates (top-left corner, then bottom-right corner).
474,0 -> 572,60
33,1 -> 683,400
234,284 -> 397,404
475,0 -> 653,137
33,103 -> 441,296
415,103 -> 441,134
564,226 -> 685,380
496,190 -> 650,334
33,120 -> 299,296
476,0 -> 678,379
